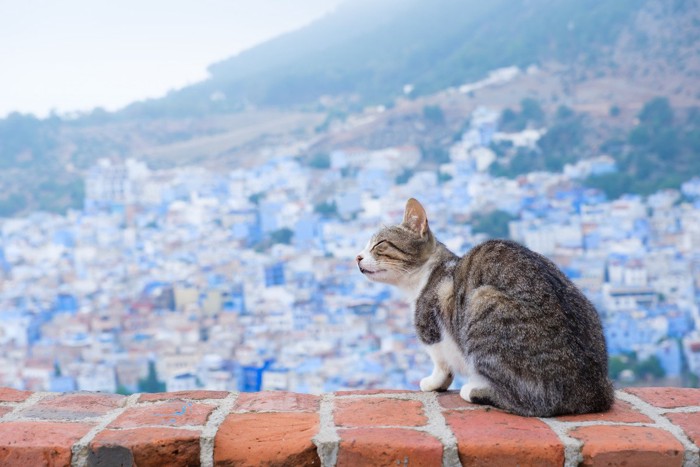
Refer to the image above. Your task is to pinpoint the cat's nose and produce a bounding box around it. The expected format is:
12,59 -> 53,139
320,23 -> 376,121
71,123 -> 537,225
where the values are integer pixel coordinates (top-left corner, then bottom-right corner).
356,254 -> 363,263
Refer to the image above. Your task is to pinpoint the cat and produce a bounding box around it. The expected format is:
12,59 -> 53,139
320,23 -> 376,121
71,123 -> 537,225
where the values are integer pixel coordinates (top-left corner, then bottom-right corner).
356,198 -> 614,417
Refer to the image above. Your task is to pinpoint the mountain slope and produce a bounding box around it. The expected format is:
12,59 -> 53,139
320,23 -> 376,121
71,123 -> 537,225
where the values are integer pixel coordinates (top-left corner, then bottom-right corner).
124,0 -> 644,116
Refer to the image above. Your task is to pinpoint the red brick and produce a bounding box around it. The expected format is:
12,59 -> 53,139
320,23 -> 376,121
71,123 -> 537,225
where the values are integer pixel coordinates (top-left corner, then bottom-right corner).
667,412 -> 700,446
109,400 -> 214,428
234,391 -> 320,413
90,427 -> 200,467
438,391 -> 480,410
624,387 -> 700,409
214,412 -> 320,466
0,387 -> 32,403
335,389 -> 416,396
138,390 -> 229,402
556,400 -> 653,423
0,421 -> 92,466
570,425 -> 684,467
20,392 -> 125,420
445,409 -> 564,467
337,427 -> 442,467
335,398 -> 427,427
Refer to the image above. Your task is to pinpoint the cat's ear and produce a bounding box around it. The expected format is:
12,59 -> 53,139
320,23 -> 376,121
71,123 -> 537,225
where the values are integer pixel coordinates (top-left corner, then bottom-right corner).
403,198 -> 429,237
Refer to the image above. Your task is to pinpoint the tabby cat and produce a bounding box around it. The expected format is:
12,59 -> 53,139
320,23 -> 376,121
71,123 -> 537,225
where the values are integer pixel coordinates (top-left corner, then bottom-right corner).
356,198 -> 614,417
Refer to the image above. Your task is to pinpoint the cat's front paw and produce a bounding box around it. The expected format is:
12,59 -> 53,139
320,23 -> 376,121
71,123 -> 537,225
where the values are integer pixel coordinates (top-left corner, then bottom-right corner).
420,373 -> 453,392
420,376 -> 438,392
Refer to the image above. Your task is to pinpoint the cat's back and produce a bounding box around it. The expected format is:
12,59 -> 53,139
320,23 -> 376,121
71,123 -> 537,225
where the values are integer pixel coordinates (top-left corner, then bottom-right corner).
455,239 -> 584,310
453,238 -> 607,372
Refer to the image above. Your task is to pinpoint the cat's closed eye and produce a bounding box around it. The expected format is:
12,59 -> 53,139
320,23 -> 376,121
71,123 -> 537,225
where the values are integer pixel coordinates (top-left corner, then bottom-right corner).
371,240 -> 387,251
373,243 -> 387,253
373,242 -> 406,261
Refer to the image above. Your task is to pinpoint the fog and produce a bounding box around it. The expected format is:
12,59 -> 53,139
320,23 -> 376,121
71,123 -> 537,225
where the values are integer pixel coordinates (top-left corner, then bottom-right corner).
0,0 -> 345,117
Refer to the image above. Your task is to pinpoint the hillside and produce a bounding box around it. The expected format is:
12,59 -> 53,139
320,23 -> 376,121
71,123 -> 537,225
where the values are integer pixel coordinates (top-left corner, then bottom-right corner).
124,0 -> 647,116
1,0 -> 700,216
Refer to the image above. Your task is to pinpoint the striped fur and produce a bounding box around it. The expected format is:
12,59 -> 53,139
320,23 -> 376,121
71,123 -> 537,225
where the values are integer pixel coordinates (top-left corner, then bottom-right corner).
357,198 -> 614,417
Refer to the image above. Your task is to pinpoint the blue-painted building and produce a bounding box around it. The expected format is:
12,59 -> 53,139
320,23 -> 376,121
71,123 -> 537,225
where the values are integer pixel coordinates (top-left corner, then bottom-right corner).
223,284 -> 246,314
654,340 -> 682,378
294,214 -> 322,250
264,263 -> 285,288
54,294 -> 79,315
50,375 -> 77,392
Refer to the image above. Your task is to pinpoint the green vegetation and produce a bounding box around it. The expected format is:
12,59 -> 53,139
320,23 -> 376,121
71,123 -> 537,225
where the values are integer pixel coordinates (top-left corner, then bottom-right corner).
270,228 -> 294,245
248,192 -> 266,205
438,171 -> 453,184
423,105 -> 445,125
489,148 -> 538,178
308,153 -> 331,169
0,194 -> 28,217
138,361 -> 166,393
395,168 -> 415,185
492,97 -> 700,198
116,384 -> 133,396
500,98 -> 545,132
0,113 -> 84,216
470,210 -> 515,238
314,200 -> 338,218
36,179 -> 85,214
491,103 -> 584,177
420,145 -> 450,164
586,97 -> 700,198
609,352 -> 666,382
119,0 -> 643,115
0,113 -> 58,168
537,106 -> 585,171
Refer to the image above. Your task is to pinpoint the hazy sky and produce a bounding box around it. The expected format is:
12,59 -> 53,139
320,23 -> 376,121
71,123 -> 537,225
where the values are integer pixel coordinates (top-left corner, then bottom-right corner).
0,0 -> 345,117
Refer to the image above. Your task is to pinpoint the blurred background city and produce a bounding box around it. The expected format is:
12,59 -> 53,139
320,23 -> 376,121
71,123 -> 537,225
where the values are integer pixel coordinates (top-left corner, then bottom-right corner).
1,0 -> 700,394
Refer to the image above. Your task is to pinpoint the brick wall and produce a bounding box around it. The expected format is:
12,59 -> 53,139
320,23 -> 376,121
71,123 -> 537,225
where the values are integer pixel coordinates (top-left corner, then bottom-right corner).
0,386 -> 698,466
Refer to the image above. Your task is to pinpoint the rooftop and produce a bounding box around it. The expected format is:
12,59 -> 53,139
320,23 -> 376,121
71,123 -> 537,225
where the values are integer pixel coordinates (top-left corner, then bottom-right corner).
0,386 -> 698,466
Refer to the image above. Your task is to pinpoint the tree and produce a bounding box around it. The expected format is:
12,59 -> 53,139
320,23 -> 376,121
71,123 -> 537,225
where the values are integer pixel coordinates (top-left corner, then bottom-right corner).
520,98 -> 545,125
635,355 -> 665,380
308,153 -> 330,169
638,97 -> 673,127
500,108 -> 525,132
395,168 -> 414,185
608,355 -> 629,380
248,192 -> 265,205
538,110 -> 584,171
0,194 -> 27,217
420,145 -> 450,164
116,384 -> 132,396
584,172 -> 632,200
471,210 -> 516,238
314,200 -> 338,217
138,361 -> 166,393
423,105 -> 445,125
437,172 -> 453,184
270,228 -> 294,245
608,351 -> 666,382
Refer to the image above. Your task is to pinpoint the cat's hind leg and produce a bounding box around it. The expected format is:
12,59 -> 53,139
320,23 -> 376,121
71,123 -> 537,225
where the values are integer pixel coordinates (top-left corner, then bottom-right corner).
420,343 -> 454,392
459,371 -> 494,405
462,285 -> 558,416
